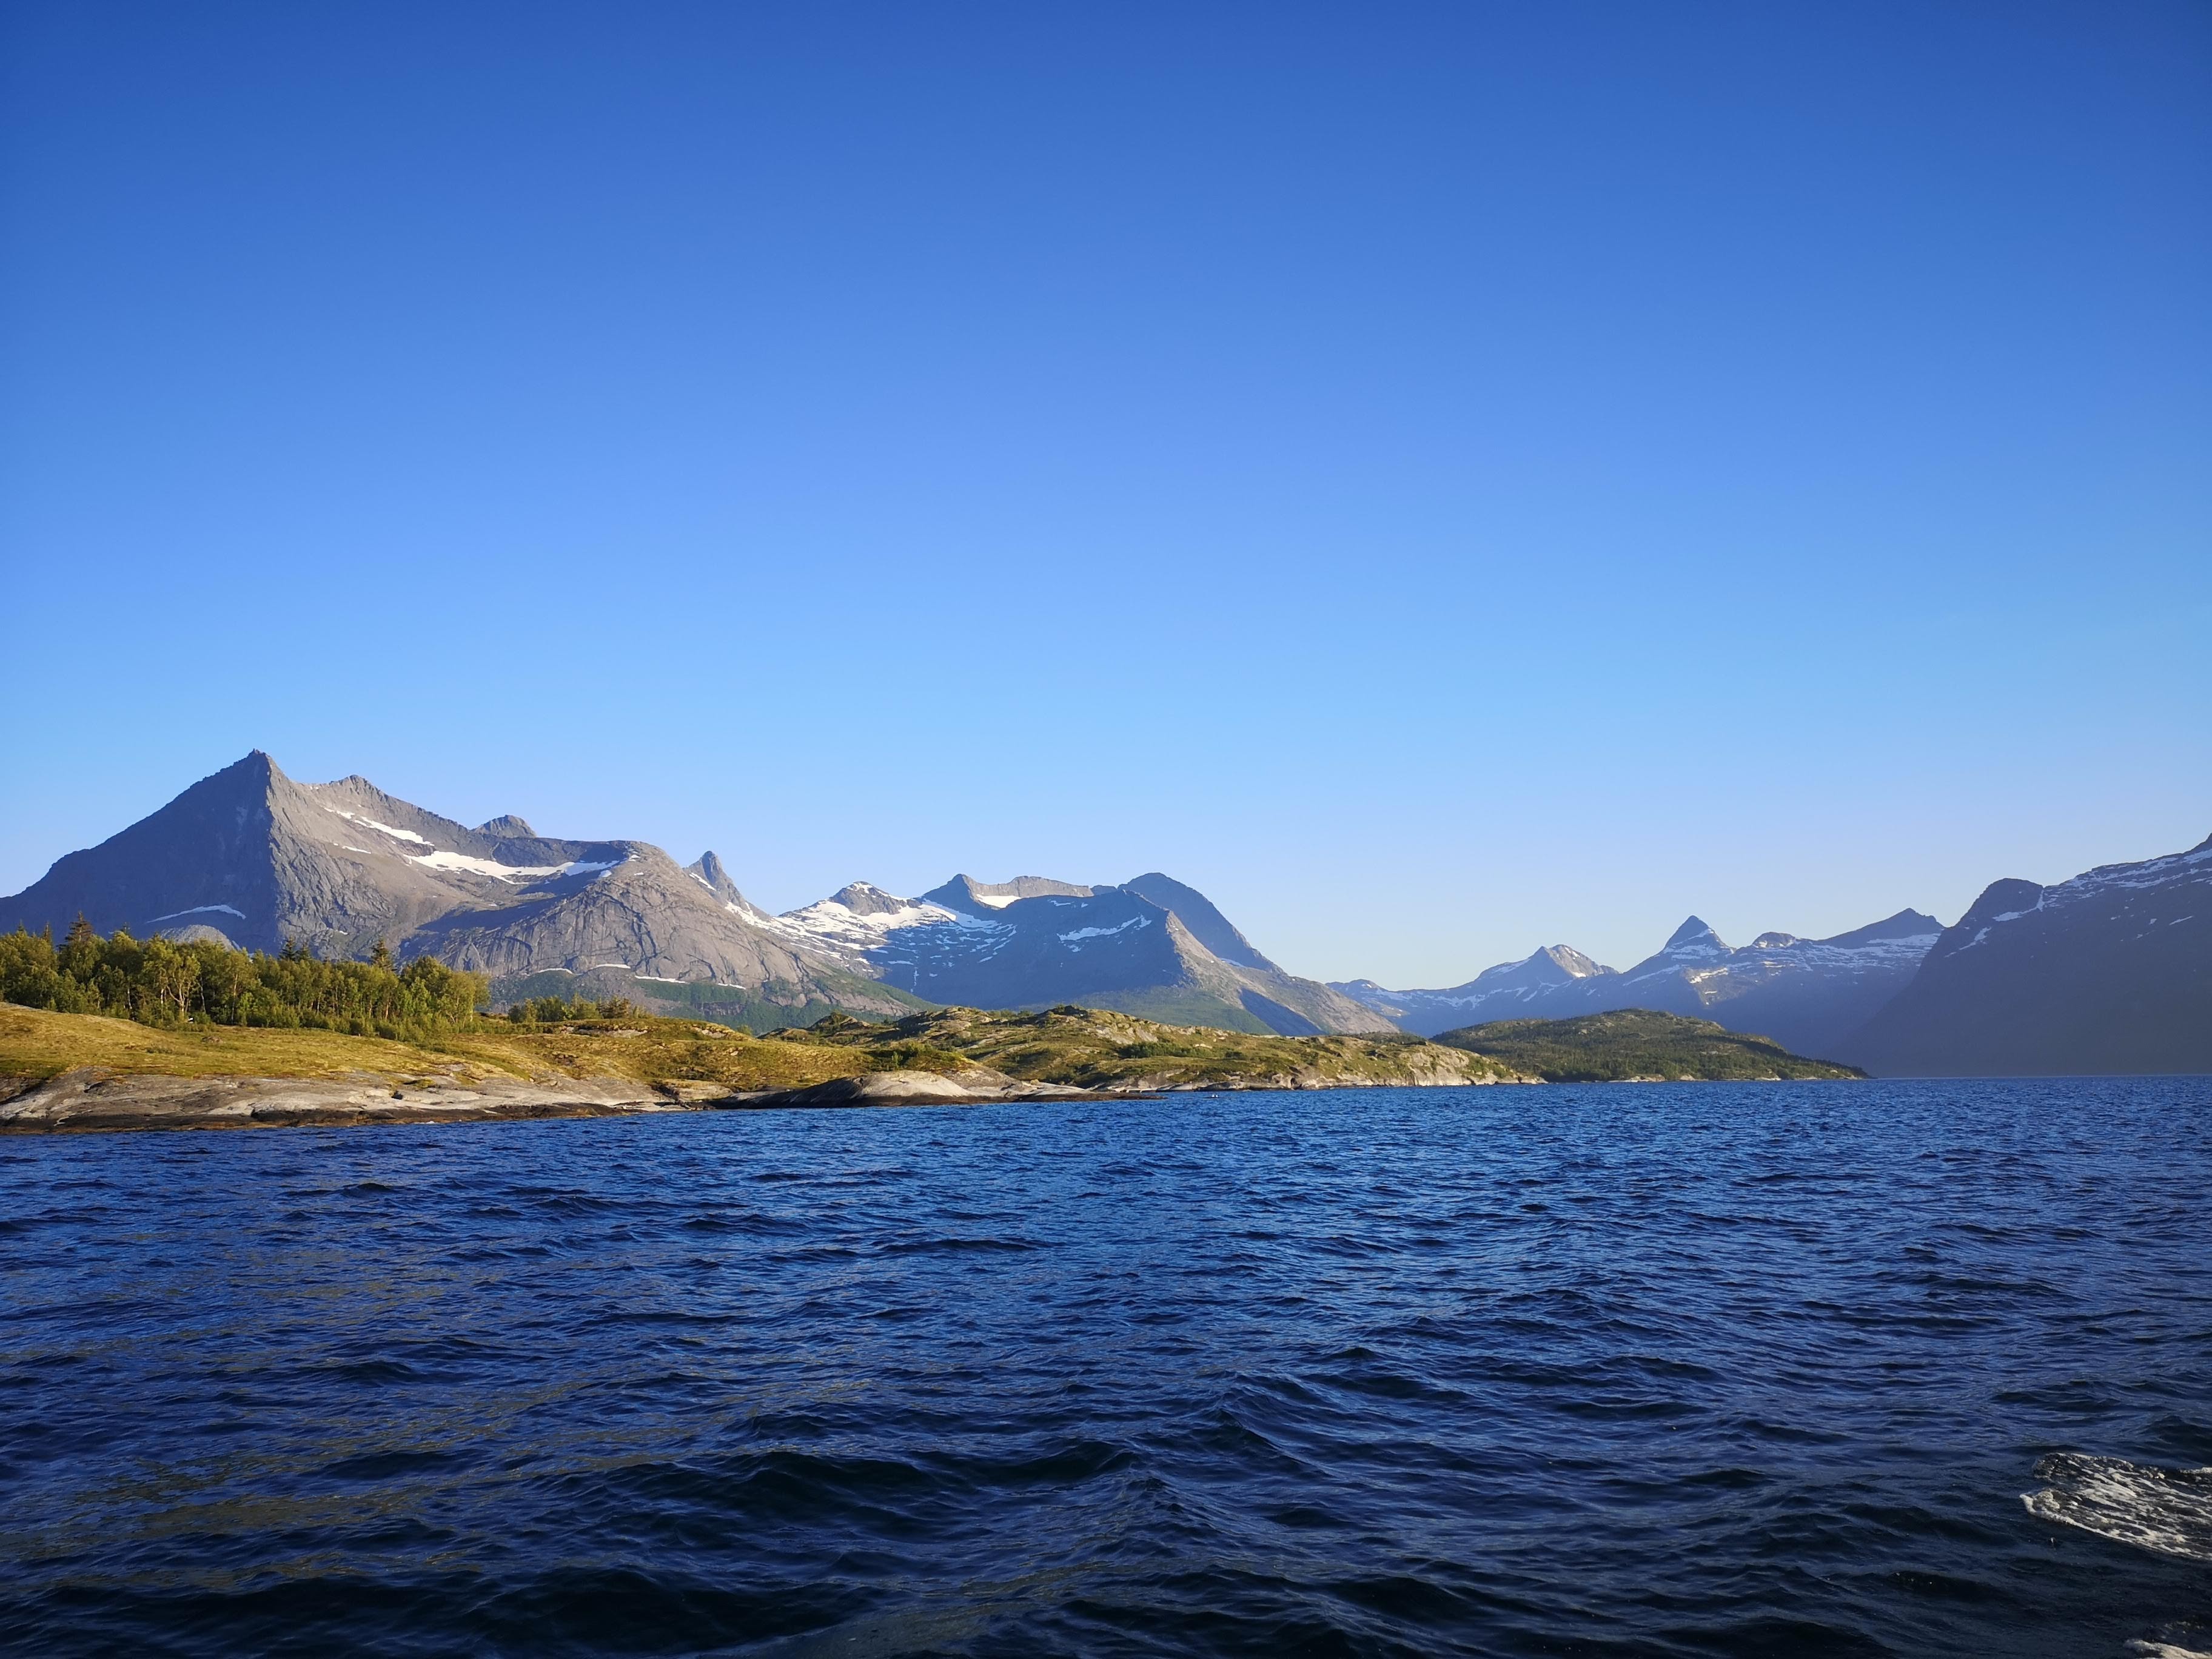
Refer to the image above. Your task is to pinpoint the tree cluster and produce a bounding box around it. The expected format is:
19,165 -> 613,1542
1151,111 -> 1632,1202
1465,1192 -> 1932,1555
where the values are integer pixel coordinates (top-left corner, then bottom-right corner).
0,920 -> 487,1041
505,994 -> 637,1024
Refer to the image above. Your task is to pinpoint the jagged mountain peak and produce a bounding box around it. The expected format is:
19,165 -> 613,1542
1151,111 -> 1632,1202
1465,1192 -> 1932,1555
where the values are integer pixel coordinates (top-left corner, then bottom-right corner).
476,814 -> 537,837
682,850 -> 770,918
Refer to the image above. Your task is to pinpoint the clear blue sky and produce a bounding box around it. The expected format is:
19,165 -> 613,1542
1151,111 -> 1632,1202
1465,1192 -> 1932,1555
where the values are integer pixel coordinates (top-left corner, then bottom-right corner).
4,1 -> 2207,985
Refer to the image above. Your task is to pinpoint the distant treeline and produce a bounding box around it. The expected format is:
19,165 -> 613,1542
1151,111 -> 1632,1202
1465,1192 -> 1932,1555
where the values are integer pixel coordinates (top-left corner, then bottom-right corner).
0,921 -> 487,1040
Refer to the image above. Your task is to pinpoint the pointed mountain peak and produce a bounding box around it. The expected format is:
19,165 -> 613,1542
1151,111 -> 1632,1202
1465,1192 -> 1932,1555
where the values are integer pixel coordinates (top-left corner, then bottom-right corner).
206,750 -> 286,794
476,814 -> 537,837
684,850 -> 746,902
1664,916 -> 1724,950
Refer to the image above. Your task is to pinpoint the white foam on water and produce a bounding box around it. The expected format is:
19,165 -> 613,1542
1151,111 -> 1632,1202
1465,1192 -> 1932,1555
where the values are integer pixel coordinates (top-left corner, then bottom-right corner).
2127,1642 -> 2212,1658
2022,1453 -> 2212,1563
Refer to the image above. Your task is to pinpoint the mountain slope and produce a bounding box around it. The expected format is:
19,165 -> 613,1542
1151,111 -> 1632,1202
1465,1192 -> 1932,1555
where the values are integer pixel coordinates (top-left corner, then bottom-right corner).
1842,834 -> 2212,1076
1118,873 -> 1279,970
769,877 -> 1392,1036
1341,910 -> 1940,1056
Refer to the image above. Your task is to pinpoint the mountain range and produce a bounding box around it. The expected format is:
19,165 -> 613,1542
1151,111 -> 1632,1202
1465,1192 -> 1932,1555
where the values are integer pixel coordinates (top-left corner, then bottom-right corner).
1333,910 -> 1942,1060
1336,834 -> 2209,1074
0,754 -> 1387,1036
1,754 -> 2204,1072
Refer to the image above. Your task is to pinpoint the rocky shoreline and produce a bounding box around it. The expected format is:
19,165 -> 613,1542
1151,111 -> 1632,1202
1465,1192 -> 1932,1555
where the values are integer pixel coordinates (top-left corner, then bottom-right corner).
0,1067 -> 1134,1133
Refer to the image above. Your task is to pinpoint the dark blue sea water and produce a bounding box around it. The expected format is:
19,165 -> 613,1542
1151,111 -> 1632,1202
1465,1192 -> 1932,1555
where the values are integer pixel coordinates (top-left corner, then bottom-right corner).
2,1080 -> 2207,1658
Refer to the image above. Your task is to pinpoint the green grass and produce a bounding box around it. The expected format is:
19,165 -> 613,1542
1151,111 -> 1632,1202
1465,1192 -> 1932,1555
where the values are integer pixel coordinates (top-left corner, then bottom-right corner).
0,1005 -> 871,1094
1431,1008 -> 1865,1082
5,999 -> 1529,1102
1057,988 -> 1276,1034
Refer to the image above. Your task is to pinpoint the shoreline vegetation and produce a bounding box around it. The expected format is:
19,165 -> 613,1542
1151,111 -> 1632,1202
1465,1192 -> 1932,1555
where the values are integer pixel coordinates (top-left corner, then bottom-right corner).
0,926 -> 1862,1133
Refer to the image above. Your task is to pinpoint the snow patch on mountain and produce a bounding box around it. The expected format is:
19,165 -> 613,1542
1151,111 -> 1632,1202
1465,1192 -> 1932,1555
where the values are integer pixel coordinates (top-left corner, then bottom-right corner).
407,850 -> 625,882
770,884 -> 1011,962
1059,918 -> 1148,943
324,810 -> 431,846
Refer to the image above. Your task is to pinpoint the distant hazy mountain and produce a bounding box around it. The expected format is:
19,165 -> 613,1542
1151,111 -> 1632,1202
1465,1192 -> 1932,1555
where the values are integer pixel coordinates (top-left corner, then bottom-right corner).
0,753 -> 915,1028
1340,910 -> 1940,1057
768,876 -> 1391,1036
1842,833 -> 2212,1076
1332,944 -> 1616,1035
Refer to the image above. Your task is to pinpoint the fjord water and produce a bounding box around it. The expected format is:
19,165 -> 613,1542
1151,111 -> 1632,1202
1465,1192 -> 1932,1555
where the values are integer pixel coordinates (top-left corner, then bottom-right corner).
2,1082 -> 2206,1657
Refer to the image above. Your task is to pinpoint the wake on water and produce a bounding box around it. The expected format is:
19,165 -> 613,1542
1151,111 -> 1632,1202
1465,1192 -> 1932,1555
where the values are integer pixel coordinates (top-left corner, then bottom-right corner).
2022,1455 -> 2212,1659
2022,1453 -> 2212,1564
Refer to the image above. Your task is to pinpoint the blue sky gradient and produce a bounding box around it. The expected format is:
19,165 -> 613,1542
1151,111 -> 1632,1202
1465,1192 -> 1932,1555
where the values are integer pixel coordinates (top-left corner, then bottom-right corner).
4,1 -> 2207,984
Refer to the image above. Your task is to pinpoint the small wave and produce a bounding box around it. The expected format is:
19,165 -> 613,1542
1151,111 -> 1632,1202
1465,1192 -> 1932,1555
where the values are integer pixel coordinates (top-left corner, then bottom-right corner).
875,1236 -> 1039,1256
2022,1452 -> 2212,1561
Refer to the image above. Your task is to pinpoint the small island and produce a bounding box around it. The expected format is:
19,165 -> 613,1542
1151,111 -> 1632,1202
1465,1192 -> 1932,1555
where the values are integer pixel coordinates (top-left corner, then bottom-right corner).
1430,1008 -> 1865,1082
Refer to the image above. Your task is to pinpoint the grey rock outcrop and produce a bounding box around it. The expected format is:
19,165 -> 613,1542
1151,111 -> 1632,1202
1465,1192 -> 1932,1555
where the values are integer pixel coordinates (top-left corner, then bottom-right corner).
0,1065 -> 688,1132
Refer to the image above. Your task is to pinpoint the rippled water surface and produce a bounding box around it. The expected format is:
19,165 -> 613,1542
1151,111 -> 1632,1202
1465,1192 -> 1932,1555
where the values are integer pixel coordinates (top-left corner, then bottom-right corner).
2,1080 -> 2208,1657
